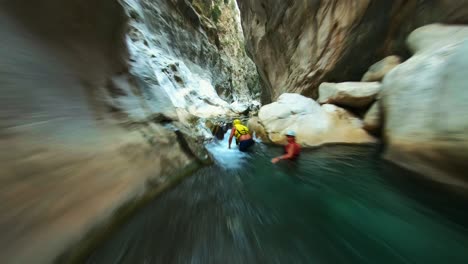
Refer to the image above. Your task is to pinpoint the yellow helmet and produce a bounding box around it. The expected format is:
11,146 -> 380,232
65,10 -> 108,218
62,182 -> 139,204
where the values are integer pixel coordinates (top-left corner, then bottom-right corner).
233,119 -> 241,125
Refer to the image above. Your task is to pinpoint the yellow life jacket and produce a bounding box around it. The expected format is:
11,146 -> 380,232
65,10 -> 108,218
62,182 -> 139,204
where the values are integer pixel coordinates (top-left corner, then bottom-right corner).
234,124 -> 249,139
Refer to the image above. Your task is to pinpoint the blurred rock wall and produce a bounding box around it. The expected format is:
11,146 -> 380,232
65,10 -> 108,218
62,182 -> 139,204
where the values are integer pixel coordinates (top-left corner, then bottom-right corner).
0,0 -> 256,262
380,24 -> 468,190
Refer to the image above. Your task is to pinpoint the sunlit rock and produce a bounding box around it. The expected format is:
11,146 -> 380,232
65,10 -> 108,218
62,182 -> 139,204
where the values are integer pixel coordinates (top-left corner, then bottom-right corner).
258,94 -> 375,146
363,101 -> 382,135
406,24 -> 468,53
381,24 -> 468,188
362,56 -> 402,82
318,82 -> 381,109
247,116 -> 269,142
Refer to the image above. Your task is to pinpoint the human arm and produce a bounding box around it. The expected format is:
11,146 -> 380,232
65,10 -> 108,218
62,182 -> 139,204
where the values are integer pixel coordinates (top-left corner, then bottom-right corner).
271,144 -> 295,163
228,128 -> 236,149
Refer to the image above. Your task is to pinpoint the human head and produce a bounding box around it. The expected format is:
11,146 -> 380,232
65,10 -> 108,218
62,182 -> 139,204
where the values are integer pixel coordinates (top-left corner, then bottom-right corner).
285,130 -> 296,143
233,119 -> 242,126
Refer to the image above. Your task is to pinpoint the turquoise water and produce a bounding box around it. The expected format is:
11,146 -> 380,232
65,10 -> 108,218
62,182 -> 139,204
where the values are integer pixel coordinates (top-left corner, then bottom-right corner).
87,141 -> 468,264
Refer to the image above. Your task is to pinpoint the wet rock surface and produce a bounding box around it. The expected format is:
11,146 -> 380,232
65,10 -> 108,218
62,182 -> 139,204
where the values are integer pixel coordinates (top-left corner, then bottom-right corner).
123,0 -> 259,118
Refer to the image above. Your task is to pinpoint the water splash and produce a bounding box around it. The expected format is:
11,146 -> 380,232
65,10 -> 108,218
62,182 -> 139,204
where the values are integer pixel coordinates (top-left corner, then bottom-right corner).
205,129 -> 250,169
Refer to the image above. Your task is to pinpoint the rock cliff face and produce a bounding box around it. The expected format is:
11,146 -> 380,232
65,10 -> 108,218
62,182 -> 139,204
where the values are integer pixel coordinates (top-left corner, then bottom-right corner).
0,0 -> 256,263
123,0 -> 259,121
237,0 -> 468,102
381,24 -> 468,189
190,0 -> 261,102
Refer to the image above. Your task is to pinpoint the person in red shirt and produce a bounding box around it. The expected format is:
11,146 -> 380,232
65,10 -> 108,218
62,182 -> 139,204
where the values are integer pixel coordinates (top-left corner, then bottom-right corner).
271,131 -> 301,163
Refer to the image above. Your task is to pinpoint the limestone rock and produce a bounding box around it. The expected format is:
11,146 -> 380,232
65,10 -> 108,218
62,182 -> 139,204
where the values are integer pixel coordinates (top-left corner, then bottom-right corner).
258,94 -> 375,146
0,0 -> 224,263
236,0 -> 468,101
407,23 -> 468,53
362,56 -> 402,82
123,0 -> 259,121
381,24 -> 468,188
247,117 -> 269,143
318,82 -> 381,109
363,101 -> 382,134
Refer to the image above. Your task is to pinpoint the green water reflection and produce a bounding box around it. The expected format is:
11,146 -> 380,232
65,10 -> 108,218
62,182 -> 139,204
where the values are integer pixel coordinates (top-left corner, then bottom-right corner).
88,144 -> 468,264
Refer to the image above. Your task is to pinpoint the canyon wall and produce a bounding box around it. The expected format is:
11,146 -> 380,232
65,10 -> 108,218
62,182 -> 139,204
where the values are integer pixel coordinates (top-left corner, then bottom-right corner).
0,0 -> 256,263
239,1 -> 468,189
237,0 -> 468,102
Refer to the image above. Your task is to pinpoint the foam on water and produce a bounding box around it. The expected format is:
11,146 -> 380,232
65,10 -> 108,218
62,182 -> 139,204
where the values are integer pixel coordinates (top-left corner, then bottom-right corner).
205,129 -> 250,169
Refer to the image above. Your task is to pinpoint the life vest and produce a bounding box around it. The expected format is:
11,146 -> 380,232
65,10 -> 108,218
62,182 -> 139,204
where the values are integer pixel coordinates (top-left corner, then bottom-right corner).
234,124 -> 250,139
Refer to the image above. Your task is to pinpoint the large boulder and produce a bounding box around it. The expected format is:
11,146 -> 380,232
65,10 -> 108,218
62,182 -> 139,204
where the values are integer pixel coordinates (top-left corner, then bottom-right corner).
258,94 -> 375,146
236,0 -> 468,102
361,56 -> 402,82
381,24 -> 468,188
363,101 -> 382,135
318,82 -> 381,109
247,116 -> 269,143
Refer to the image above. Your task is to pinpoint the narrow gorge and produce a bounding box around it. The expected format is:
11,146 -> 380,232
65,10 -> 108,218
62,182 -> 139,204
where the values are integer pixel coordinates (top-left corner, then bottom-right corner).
1,0 -> 468,263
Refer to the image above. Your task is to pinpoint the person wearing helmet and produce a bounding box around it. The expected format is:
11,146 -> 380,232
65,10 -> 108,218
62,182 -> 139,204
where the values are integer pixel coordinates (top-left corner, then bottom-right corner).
271,130 -> 301,163
228,119 -> 255,152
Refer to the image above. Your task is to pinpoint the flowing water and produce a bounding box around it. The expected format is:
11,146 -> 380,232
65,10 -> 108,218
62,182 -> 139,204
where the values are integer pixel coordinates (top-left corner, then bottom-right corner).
87,134 -> 468,264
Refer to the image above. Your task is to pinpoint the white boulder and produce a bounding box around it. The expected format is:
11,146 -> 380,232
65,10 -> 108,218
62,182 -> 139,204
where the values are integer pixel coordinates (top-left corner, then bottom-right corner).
247,117 -> 270,142
381,24 -> 468,188
318,82 -> 381,109
363,101 -> 381,134
361,55 -> 401,82
258,93 -> 375,146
